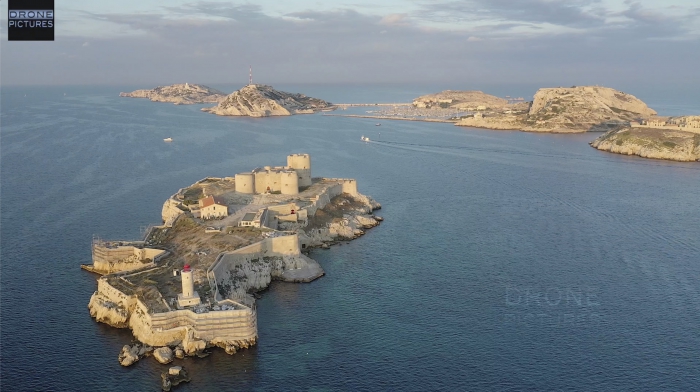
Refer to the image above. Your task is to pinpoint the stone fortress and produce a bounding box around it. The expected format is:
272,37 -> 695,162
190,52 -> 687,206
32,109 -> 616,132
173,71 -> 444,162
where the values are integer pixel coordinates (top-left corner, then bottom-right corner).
234,153 -> 312,195
86,153 -> 382,368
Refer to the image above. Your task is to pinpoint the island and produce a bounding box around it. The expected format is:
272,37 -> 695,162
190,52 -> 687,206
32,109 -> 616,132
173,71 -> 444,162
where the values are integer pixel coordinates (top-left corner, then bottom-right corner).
84,154 -> 382,372
590,116 -> 700,161
120,83 -> 227,104
201,84 -> 335,117
455,86 -> 657,133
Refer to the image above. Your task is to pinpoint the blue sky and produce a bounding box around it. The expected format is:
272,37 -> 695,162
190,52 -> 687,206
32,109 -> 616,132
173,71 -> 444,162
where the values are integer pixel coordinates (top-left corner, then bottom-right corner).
1,1 -> 699,88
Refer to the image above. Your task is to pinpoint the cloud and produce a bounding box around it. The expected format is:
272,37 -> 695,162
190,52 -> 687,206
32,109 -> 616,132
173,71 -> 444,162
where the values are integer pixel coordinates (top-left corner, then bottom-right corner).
1,1 -> 699,88
379,13 -> 411,26
82,42 -> 90,47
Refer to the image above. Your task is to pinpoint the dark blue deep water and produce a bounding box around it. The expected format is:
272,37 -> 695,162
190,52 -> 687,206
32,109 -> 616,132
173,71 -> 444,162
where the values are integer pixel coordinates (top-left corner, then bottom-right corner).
1,85 -> 699,391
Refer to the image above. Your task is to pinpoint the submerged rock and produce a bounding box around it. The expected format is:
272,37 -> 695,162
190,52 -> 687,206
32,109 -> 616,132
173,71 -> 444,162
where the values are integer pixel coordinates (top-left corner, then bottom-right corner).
161,366 -> 191,391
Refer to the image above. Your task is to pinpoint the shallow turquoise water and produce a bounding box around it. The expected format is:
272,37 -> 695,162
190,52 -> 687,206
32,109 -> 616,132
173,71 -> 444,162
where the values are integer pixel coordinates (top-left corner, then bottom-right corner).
1,85 -> 699,391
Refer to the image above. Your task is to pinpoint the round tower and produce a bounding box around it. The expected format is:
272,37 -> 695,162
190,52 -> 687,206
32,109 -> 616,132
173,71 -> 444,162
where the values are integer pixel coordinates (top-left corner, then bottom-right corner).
287,153 -> 311,187
280,171 -> 299,195
177,264 -> 201,307
181,264 -> 194,298
235,173 -> 255,194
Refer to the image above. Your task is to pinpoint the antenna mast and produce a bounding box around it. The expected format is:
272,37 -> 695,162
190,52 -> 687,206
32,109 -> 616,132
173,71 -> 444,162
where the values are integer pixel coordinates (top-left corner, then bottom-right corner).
249,66 -> 252,86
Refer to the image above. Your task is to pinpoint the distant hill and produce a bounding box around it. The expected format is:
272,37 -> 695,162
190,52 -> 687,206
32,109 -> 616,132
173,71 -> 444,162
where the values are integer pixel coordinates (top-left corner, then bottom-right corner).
119,84 -> 226,104
201,84 -> 334,117
412,90 -> 508,110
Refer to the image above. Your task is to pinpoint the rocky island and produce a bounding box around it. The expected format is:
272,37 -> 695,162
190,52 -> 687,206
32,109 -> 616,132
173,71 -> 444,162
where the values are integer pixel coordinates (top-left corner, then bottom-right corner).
202,84 -> 335,117
120,83 -> 227,104
455,86 -> 657,133
84,154 -> 382,383
590,116 -> 700,161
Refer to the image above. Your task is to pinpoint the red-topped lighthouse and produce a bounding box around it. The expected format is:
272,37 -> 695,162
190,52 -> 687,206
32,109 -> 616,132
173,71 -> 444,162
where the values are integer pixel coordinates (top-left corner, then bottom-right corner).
177,263 -> 200,307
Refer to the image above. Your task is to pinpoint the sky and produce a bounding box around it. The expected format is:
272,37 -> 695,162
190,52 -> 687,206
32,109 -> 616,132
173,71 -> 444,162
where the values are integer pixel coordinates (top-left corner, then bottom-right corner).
1,0 -> 699,90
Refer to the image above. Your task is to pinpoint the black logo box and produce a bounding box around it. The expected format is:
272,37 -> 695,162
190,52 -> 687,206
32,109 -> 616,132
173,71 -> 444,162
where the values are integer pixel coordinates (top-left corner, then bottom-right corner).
8,0 -> 55,41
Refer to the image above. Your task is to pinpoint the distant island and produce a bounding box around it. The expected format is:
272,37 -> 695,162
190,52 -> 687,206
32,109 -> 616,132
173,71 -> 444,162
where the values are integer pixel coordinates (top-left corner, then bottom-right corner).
84,154 -> 382,377
331,85 -> 698,162
454,86 -> 657,133
120,83 -> 227,104
202,84 -> 335,117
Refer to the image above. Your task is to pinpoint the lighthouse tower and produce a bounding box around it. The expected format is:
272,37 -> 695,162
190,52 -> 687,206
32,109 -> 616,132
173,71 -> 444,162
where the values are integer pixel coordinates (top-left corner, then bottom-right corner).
177,264 -> 201,307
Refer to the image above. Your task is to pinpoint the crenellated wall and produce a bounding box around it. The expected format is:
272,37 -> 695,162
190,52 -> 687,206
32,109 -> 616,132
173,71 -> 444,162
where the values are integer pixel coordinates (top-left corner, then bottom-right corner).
91,278 -> 257,347
90,244 -> 166,274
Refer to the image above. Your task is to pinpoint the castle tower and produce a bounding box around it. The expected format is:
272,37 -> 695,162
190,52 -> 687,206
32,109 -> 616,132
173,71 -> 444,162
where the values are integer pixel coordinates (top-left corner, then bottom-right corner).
235,172 -> 255,194
280,171 -> 299,195
287,153 -> 311,187
177,264 -> 201,307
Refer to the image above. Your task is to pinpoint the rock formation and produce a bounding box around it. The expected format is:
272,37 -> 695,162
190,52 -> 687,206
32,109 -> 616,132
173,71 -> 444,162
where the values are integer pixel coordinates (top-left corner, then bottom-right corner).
153,347 -> 174,364
456,86 -> 657,133
413,90 -> 508,110
201,84 -> 334,117
590,127 -> 700,162
162,366 -> 190,391
120,84 -> 226,104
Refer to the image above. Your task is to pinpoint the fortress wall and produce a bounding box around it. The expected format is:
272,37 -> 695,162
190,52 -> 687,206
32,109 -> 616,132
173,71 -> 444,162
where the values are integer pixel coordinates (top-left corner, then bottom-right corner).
149,308 -> 257,341
95,278 -> 256,346
208,235 -> 301,293
265,234 -> 300,256
631,123 -> 700,134
304,183 -> 343,216
97,278 -> 134,306
91,245 -> 165,274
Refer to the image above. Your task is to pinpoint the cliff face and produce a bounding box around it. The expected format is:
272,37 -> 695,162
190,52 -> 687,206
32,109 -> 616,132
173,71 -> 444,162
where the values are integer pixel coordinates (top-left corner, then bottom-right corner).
202,84 -> 334,117
590,127 -> 700,162
413,90 -> 508,109
120,84 -> 227,104
456,86 -> 657,133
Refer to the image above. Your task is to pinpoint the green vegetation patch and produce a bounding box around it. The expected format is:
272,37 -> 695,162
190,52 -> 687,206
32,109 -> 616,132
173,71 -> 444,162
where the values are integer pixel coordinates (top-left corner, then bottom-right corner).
662,141 -> 677,149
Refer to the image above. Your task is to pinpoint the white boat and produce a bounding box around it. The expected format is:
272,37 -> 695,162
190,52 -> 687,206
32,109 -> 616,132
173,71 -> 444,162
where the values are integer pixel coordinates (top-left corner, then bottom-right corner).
164,137 -> 173,142
361,136 -> 370,142
375,123 -> 381,126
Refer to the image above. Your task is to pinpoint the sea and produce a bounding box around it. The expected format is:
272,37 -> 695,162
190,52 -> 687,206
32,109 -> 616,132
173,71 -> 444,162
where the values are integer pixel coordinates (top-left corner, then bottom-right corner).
1,84 -> 699,391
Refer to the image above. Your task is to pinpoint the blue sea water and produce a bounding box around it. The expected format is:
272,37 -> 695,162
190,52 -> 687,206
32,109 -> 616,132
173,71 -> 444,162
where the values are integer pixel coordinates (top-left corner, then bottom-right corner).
1,85 -> 699,391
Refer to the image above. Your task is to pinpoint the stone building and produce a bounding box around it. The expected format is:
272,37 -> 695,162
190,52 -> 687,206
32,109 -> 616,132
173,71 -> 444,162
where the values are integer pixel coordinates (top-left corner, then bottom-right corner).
199,196 -> 228,219
234,154 -> 312,195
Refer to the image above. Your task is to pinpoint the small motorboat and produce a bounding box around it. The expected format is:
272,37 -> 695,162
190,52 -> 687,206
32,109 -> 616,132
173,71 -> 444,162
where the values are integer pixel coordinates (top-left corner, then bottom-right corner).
164,137 -> 173,142
375,123 -> 381,126
361,136 -> 370,142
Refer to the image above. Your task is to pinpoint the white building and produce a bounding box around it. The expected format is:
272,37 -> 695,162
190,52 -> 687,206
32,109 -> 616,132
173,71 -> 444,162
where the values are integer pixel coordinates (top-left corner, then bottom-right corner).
199,196 -> 228,219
